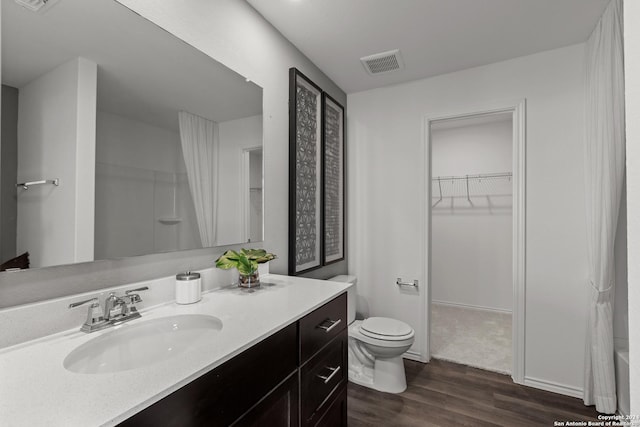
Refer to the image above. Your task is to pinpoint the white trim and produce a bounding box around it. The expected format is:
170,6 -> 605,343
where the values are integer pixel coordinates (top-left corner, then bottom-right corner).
431,355 -> 510,376
422,99 -> 527,384
241,150 -> 251,243
524,376 -> 583,399
420,112 -> 431,364
432,300 -> 513,315
403,350 -> 423,362
240,146 -> 262,244
511,100 -> 527,385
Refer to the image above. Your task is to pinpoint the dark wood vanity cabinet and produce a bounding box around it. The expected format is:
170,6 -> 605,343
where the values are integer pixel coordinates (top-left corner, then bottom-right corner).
300,332 -> 347,425
233,373 -> 299,427
119,292 -> 347,427
299,292 -> 348,427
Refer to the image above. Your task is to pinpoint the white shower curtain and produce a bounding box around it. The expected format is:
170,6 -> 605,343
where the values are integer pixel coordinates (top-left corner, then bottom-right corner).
179,111 -> 219,247
583,0 -> 625,414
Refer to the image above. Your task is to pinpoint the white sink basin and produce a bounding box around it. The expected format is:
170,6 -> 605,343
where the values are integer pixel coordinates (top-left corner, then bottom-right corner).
64,314 -> 223,374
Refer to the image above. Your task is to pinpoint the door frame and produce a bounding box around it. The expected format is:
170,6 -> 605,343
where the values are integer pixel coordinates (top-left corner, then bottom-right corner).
421,99 -> 526,384
241,146 -> 263,243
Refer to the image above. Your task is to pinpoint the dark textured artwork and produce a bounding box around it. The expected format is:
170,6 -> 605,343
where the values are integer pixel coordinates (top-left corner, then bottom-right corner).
324,102 -> 342,261
295,84 -> 319,267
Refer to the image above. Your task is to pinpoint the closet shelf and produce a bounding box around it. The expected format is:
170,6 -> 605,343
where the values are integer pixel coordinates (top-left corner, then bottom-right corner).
432,172 -> 512,207
432,172 -> 512,182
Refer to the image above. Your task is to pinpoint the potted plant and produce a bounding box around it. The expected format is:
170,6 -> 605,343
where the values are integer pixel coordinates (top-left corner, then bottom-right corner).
215,248 -> 276,288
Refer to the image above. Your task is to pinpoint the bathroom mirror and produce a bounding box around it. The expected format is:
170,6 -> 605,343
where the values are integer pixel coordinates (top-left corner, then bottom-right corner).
0,0 -> 263,271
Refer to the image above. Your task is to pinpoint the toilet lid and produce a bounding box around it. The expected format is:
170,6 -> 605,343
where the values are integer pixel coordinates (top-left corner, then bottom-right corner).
360,317 -> 413,338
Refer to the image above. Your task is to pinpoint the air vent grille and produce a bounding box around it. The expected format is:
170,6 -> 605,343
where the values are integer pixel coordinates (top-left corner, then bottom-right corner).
14,0 -> 57,12
360,49 -> 404,75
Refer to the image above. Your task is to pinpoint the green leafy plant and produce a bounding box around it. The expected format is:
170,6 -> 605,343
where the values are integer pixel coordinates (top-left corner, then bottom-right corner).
215,249 -> 277,275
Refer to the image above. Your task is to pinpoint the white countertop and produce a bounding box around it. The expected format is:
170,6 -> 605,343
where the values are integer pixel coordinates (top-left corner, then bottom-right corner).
0,274 -> 351,427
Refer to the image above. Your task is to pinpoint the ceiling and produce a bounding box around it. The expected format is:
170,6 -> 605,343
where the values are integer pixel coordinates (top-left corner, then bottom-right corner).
2,0 -> 262,131
247,0 -> 610,94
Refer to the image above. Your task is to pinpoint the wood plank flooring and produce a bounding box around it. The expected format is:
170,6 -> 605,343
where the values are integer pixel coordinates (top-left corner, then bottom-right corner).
347,359 -> 601,426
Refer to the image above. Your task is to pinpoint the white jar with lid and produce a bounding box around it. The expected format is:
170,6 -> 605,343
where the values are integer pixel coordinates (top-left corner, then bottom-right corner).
175,271 -> 202,304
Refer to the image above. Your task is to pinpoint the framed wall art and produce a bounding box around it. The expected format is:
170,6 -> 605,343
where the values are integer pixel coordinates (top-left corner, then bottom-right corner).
289,68 -> 323,274
322,93 -> 345,265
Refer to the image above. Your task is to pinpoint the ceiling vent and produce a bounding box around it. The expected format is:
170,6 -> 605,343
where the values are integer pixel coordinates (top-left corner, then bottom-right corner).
360,49 -> 404,76
14,0 -> 58,12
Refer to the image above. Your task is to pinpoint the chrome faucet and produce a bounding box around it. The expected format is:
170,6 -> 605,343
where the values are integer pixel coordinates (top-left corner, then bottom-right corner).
69,286 -> 149,332
104,292 -> 130,320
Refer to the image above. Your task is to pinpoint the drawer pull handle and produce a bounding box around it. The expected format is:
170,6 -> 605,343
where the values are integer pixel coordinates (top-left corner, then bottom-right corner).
317,366 -> 341,384
317,318 -> 342,333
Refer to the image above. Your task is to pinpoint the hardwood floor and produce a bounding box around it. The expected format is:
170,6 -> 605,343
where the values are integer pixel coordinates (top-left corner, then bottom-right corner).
347,359 -> 601,426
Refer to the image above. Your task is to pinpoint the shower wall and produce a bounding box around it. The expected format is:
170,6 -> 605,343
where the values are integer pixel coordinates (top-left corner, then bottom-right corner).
95,111 -> 199,260
431,118 -> 513,312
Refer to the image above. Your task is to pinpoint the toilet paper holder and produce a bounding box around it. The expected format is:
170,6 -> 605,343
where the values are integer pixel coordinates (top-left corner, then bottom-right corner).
396,278 -> 419,288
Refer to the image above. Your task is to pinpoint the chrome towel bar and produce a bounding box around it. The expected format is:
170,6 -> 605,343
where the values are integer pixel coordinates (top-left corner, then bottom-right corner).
16,179 -> 59,190
397,278 -> 419,289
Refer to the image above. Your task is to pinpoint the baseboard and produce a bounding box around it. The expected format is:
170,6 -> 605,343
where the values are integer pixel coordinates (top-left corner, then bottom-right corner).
403,350 -> 425,363
432,300 -> 512,315
524,376 -> 583,399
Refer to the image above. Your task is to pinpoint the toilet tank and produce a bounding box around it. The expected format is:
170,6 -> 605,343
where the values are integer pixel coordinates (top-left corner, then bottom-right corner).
328,275 -> 357,324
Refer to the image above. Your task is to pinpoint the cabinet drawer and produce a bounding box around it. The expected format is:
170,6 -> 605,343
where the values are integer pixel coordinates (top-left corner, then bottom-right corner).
312,384 -> 347,427
300,331 -> 347,425
232,373 -> 299,427
299,293 -> 347,362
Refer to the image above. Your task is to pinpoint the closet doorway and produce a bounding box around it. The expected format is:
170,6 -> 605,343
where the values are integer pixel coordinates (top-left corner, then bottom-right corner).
423,101 -> 525,384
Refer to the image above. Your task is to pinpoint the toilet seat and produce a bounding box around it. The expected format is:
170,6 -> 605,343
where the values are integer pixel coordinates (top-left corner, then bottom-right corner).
359,317 -> 414,341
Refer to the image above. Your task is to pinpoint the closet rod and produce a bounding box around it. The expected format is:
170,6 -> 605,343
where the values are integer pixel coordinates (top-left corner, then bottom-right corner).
433,172 -> 512,181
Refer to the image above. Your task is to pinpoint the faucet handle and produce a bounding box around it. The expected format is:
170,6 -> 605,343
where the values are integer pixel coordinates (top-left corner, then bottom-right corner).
69,297 -> 99,309
125,286 -> 149,295
125,286 -> 148,304
69,297 -> 107,333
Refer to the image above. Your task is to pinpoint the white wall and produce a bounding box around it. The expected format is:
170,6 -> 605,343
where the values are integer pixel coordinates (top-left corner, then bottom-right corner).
95,111 -> 199,259
348,44 -> 588,394
16,58 -> 96,268
431,119 -> 513,312
216,114 -> 262,246
74,59 -> 97,267
623,0 -> 640,415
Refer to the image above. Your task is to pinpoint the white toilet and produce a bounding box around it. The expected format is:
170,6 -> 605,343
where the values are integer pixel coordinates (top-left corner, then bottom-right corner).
330,275 -> 415,393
